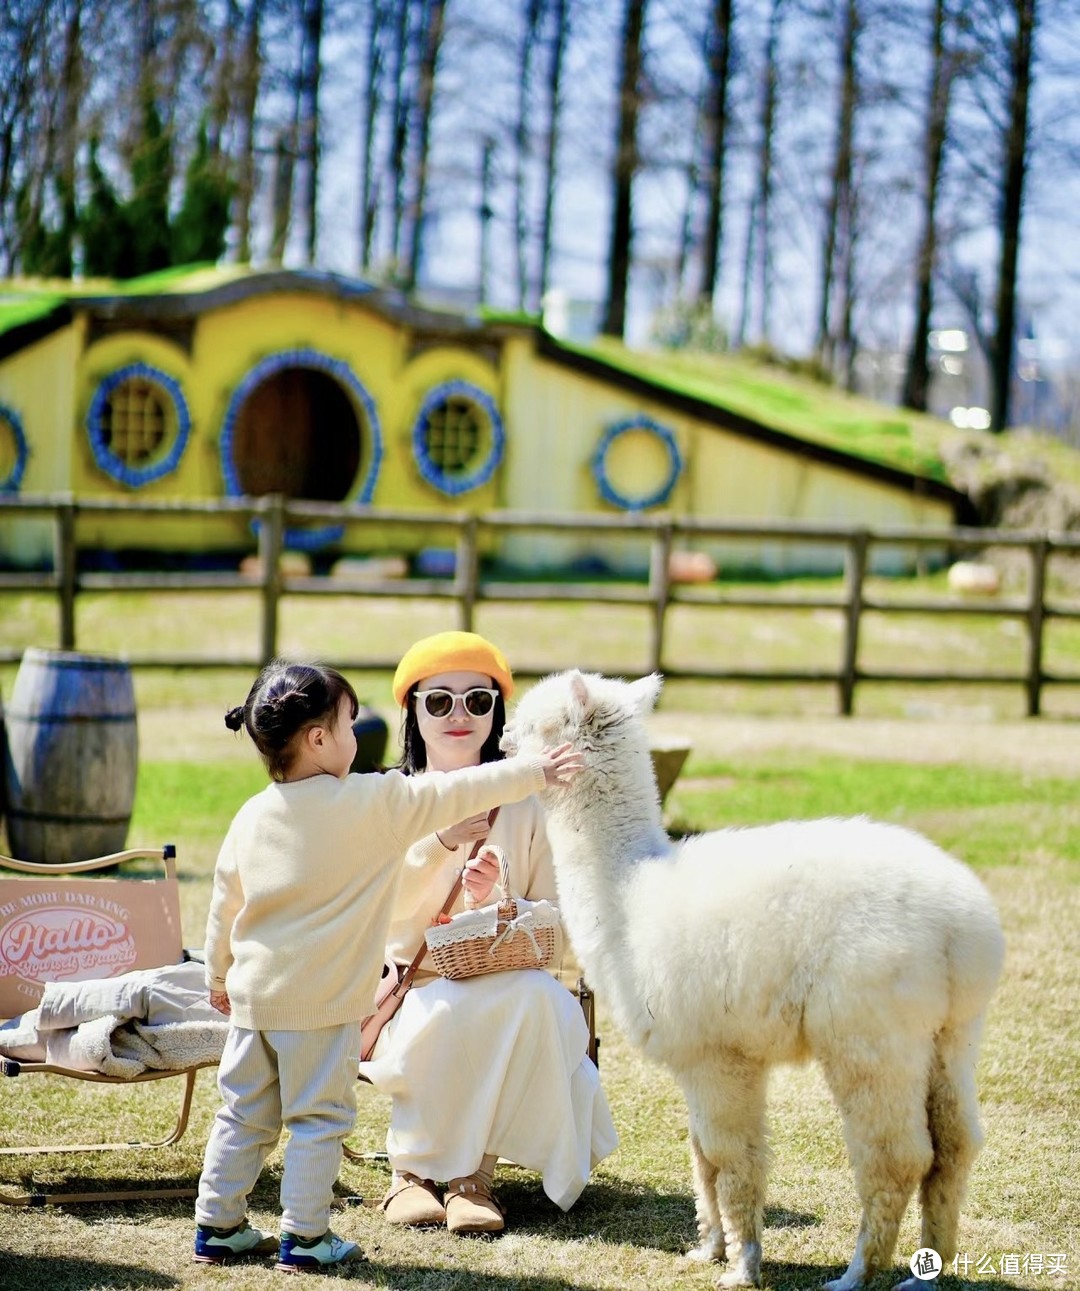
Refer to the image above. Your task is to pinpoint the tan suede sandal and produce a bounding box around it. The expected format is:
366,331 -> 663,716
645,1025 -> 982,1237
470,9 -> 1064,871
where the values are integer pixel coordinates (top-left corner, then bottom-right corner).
381,1174 -> 446,1226
444,1176 -> 505,1235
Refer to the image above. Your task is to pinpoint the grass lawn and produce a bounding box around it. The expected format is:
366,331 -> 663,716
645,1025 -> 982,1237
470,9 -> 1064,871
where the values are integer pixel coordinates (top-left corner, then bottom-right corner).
0,655 -> 1078,1289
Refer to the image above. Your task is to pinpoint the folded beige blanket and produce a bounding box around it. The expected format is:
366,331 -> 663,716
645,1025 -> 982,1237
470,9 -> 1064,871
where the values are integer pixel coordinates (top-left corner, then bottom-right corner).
0,960 -> 227,1076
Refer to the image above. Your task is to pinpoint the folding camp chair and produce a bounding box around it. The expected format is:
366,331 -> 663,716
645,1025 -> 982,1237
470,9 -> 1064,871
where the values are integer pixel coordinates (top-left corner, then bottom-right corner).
0,845 -> 218,1206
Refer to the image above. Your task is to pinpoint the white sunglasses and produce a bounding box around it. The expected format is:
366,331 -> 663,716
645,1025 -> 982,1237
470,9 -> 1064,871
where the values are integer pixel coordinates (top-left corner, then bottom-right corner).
415,687 -> 500,719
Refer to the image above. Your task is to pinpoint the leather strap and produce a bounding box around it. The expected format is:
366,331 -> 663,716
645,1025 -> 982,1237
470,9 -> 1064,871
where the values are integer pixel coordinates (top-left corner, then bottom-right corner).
394,807 -> 499,996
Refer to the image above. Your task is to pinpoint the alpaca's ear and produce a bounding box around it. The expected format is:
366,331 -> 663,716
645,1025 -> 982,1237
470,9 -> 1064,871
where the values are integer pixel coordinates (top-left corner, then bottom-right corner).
568,670 -> 593,719
627,673 -> 662,714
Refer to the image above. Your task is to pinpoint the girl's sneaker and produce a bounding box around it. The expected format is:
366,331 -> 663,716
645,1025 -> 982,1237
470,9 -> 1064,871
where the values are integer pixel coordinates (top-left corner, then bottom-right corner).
193,1219 -> 278,1264
276,1230 -> 363,1273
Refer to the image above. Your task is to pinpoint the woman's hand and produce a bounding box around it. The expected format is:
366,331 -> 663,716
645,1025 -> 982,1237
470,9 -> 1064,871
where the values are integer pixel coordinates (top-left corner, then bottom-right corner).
537,742 -> 586,787
436,812 -> 492,851
210,989 -> 231,1016
462,845 -> 501,906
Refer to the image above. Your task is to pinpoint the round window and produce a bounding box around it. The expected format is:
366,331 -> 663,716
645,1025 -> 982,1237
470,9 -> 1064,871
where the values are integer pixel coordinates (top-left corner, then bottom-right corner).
86,363 -> 190,487
412,382 -> 504,496
0,403 -> 28,492
591,417 -> 683,511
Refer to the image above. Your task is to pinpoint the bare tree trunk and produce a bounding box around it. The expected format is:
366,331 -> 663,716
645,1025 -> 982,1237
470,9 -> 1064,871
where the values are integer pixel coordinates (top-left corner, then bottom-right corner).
815,0 -> 859,374
0,4 -> 48,272
538,0 -> 569,305
270,17 -> 304,267
297,0 -> 324,265
902,0 -> 953,412
990,0 -> 1036,432
839,181 -> 858,391
675,146 -> 700,300
56,0 -> 82,275
233,0 -> 264,263
479,134 -> 495,304
734,190 -> 755,347
207,0 -> 242,158
513,0 -> 544,310
403,0 -> 447,293
359,0 -> 387,270
387,0 -> 411,269
602,0 -> 647,339
755,0 -> 783,345
269,126 -> 295,264
698,0 -> 734,307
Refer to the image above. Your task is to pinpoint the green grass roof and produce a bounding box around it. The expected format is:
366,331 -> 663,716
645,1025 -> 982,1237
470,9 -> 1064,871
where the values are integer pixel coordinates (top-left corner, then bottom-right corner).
0,292 -> 67,339
555,336 -> 967,484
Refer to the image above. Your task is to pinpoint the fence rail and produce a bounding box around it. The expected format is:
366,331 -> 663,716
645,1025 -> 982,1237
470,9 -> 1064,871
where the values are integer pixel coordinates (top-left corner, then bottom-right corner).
3,493 -> 1080,716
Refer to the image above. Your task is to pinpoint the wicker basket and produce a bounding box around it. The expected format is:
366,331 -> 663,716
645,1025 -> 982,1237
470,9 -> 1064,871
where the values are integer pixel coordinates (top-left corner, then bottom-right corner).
424,847 -> 559,979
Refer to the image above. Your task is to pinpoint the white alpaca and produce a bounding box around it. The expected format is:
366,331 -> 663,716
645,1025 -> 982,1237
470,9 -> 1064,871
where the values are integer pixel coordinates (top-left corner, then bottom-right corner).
501,671 -> 1004,1291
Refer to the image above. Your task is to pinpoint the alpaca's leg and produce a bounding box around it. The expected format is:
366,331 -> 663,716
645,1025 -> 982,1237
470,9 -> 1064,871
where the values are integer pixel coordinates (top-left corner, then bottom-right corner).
820,1043 -> 934,1291
907,1020 -> 985,1276
681,1053 -> 768,1289
686,1128 -> 726,1264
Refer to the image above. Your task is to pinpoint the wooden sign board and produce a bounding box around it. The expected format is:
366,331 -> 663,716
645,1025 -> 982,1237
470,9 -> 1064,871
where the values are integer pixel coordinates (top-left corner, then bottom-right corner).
0,874 -> 183,1020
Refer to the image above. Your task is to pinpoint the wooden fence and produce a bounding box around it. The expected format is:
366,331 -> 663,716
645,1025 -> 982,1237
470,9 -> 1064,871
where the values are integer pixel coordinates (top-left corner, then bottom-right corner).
3,492 -> 1080,716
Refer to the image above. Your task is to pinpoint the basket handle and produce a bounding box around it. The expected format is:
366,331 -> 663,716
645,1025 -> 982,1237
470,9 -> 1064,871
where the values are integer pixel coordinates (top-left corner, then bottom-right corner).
476,844 -> 512,900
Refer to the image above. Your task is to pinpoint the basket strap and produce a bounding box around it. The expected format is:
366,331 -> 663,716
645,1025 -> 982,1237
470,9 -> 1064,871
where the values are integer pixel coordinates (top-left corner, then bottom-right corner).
398,808 -> 499,993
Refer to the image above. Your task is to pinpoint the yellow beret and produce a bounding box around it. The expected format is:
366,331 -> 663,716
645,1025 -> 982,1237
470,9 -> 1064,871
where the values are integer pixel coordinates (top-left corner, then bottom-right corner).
393,631 -> 514,707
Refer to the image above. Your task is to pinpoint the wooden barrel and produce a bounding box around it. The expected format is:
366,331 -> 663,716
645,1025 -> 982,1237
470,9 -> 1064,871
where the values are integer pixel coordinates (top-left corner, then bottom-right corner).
2,649 -> 138,863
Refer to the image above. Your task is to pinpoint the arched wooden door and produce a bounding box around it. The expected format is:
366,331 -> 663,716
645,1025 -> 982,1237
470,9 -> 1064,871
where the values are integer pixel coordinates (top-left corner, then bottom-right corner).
230,365 -> 361,502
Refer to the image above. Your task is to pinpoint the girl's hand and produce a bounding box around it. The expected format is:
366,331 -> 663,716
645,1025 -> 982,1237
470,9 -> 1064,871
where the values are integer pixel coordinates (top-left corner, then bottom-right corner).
537,742 -> 585,787
462,846 -> 501,906
210,989 -> 231,1016
436,812 -> 491,851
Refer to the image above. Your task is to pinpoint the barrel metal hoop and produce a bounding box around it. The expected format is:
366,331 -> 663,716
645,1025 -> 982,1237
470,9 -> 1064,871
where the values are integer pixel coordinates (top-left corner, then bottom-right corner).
22,656 -> 131,671
5,711 -> 136,724
5,808 -> 133,826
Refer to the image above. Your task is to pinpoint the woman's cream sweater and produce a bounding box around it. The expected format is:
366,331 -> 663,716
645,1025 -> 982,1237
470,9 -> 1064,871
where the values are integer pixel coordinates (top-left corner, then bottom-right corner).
384,795 -> 557,973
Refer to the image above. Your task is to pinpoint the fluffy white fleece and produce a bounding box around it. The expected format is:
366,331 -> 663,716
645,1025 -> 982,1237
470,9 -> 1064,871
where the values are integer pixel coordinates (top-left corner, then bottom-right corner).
502,670 -> 1005,1291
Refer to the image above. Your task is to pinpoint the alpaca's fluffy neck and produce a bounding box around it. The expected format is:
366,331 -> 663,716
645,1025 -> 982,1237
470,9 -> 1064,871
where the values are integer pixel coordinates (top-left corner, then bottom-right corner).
545,747 -> 670,1041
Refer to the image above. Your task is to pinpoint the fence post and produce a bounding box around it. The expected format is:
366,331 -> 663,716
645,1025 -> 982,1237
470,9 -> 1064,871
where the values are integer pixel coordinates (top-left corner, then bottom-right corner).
1025,537 -> 1048,717
838,529 -> 868,716
259,495 -> 285,664
54,497 -> 77,650
647,520 -> 673,675
455,515 -> 479,632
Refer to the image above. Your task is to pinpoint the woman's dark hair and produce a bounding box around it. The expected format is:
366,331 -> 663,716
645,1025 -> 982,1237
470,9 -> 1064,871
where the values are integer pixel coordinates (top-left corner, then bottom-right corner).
225,660 -> 359,781
398,685 -> 506,775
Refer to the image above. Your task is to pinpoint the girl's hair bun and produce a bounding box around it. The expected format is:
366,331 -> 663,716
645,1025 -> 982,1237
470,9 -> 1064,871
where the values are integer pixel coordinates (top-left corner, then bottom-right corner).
224,705 -> 246,731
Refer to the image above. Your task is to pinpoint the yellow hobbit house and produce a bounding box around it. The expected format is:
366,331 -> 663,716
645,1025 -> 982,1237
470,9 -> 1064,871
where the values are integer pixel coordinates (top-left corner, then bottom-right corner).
0,265 -> 970,576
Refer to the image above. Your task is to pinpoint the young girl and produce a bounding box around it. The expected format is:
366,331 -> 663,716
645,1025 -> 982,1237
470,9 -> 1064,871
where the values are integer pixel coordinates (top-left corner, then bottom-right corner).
361,631 -> 617,1235
193,659 -> 581,1272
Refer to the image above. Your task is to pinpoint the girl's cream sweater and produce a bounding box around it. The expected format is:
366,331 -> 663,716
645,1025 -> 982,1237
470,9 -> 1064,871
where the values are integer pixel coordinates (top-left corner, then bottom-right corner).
204,756 -> 546,1031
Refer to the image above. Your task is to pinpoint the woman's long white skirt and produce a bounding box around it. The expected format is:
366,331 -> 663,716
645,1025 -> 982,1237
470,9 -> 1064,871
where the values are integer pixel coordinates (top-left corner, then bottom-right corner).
359,969 -> 618,1210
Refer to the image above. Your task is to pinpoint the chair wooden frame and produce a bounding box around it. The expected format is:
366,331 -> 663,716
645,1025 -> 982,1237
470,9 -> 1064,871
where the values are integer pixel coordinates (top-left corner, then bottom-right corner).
0,845 -> 217,1206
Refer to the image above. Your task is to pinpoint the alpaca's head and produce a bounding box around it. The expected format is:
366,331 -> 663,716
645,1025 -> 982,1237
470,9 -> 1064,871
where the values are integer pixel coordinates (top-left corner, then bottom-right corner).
501,670 -> 662,805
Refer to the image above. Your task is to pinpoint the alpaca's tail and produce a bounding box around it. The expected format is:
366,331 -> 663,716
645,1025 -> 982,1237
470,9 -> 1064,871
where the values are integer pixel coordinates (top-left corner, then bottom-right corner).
919,1018 -> 986,1264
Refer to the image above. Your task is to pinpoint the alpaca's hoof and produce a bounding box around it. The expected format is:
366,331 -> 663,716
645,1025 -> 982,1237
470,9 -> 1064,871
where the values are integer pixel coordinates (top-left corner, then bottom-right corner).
716,1242 -> 762,1288
686,1243 -> 722,1264
892,1279 -> 937,1291
717,1266 -> 761,1289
